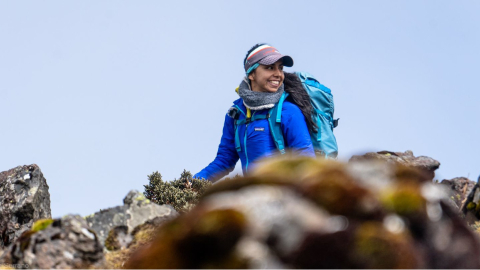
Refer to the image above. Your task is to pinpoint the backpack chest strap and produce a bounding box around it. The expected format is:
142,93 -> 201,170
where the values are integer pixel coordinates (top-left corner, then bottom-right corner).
234,112 -> 270,152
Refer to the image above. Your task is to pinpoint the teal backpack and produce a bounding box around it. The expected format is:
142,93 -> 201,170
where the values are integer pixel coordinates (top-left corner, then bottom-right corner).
268,71 -> 339,158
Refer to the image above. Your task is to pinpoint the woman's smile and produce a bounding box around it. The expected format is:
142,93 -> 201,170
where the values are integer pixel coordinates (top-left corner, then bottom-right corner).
268,80 -> 280,87
249,60 -> 285,93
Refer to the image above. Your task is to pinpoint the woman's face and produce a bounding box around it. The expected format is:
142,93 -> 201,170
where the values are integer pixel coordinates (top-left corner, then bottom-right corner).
248,60 -> 284,93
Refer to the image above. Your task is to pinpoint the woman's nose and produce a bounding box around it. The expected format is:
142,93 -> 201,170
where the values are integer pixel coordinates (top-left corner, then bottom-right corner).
273,67 -> 281,76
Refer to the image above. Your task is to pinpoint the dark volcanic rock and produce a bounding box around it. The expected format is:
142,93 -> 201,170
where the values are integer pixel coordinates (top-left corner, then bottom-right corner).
0,164 -> 51,248
85,190 -> 178,247
460,176 -> 480,225
440,177 -> 475,209
349,150 -> 440,180
0,215 -> 104,269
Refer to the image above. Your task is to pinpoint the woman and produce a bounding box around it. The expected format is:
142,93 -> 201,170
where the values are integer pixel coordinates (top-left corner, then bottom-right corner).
194,43 -> 317,182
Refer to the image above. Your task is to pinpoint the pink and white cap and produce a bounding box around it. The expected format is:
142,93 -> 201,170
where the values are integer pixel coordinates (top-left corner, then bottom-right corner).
244,44 -> 294,72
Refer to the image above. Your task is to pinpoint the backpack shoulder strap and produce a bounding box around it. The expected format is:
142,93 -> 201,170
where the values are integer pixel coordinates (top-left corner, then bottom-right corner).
232,104 -> 246,153
268,92 -> 288,154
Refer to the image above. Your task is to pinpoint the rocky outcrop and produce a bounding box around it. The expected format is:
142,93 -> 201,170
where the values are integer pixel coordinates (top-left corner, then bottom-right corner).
459,176 -> 480,225
125,156 -> 480,269
103,216 -> 175,268
0,164 -> 51,249
85,190 -> 178,247
105,215 -> 170,252
440,177 -> 475,210
0,215 -> 104,269
349,150 -> 440,180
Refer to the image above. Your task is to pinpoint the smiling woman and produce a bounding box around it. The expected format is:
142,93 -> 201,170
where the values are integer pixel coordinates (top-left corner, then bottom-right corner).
193,43 -> 317,182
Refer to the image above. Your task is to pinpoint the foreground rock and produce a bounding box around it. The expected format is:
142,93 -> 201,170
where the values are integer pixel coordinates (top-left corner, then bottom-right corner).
0,215 -> 104,269
0,164 -> 51,248
125,156 -> 480,269
349,150 -> 440,180
85,190 -> 178,247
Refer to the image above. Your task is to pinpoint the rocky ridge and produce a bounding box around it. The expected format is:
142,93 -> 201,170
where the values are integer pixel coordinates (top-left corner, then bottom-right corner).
1,150 -> 480,268
85,190 -> 178,248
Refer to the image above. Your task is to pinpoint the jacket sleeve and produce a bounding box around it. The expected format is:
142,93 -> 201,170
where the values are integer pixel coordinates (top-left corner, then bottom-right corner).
193,113 -> 239,182
281,103 -> 315,157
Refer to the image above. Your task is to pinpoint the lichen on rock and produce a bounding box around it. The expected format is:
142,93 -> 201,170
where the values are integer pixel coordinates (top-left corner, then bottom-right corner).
0,215 -> 104,269
85,190 -> 178,248
0,164 -> 51,249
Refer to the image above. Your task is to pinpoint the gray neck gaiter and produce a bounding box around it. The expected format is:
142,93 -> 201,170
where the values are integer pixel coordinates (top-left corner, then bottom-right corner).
238,77 -> 284,110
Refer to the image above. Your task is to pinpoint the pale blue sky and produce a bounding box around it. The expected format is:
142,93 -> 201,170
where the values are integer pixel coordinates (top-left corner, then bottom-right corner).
1,1 -> 479,217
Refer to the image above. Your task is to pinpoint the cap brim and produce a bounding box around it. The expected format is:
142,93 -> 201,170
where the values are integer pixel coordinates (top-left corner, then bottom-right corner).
258,54 -> 294,67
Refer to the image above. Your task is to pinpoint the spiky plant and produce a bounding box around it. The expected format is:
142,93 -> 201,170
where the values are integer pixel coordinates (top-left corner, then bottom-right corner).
143,170 -> 212,213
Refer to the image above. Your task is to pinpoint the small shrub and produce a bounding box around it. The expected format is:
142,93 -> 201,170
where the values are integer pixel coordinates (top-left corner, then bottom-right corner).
143,170 -> 212,213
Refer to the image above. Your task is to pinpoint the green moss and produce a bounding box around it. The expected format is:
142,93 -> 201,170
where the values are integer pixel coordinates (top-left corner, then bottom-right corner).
83,213 -> 95,219
105,231 -> 116,251
203,156 -> 345,198
105,226 -> 129,251
134,193 -> 147,201
381,184 -> 425,216
124,208 -> 247,269
31,219 -> 54,232
300,166 -> 378,217
467,202 -> 477,211
471,221 -> 480,232
354,222 -> 417,268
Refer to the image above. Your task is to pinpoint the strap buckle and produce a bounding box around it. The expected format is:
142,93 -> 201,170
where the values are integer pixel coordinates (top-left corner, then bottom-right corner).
333,118 -> 339,128
227,107 -> 240,120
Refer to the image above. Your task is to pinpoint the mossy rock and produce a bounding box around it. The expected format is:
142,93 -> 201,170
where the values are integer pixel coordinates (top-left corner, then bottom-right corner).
353,221 -> 419,268
31,219 -> 54,233
467,202 -> 477,211
124,208 -> 248,269
381,183 -> 425,216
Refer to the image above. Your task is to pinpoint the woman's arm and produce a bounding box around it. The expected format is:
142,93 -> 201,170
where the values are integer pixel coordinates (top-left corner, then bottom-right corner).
193,114 -> 240,182
281,102 -> 315,157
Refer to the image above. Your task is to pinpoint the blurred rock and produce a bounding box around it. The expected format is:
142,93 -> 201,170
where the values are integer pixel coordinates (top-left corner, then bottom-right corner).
125,156 -> 480,269
85,190 -> 178,247
349,150 -> 440,180
0,164 -> 51,249
0,215 -> 104,269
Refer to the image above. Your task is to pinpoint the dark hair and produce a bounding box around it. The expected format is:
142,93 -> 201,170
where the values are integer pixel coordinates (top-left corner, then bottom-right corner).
283,72 -> 318,134
243,43 -> 268,67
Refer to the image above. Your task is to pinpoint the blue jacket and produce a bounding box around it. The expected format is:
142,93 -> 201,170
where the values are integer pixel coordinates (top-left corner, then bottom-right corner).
194,98 -> 315,181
